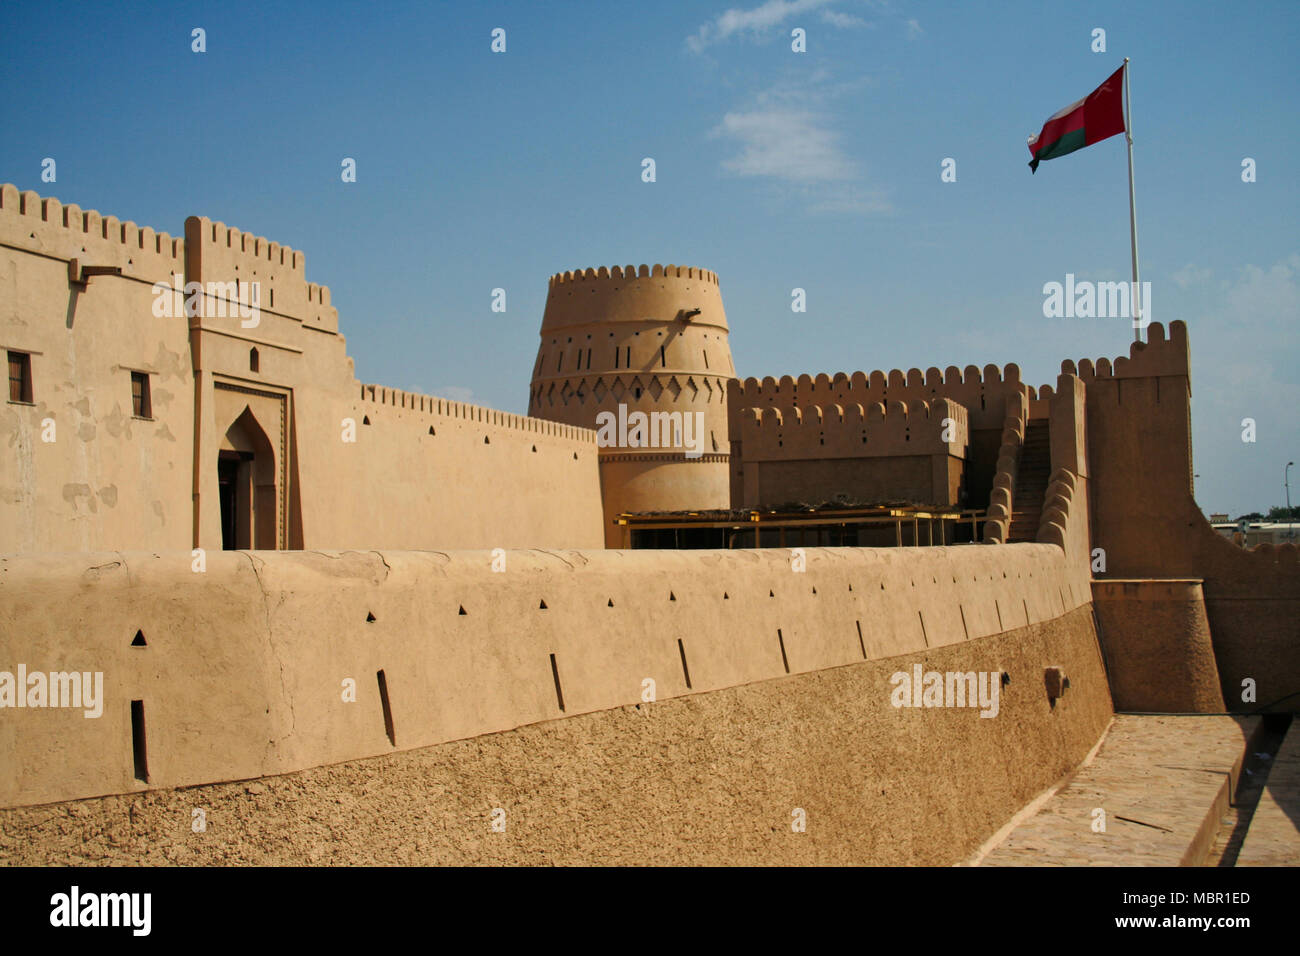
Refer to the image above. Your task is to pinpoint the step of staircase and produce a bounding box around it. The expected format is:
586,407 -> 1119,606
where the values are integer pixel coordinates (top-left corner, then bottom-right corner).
1007,419 -> 1051,542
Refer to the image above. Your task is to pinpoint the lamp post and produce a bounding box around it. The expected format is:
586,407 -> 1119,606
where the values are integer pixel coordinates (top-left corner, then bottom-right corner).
1287,462 -> 1295,541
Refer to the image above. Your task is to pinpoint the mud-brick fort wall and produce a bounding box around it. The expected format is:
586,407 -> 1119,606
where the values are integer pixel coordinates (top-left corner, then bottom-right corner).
735,398 -> 968,508
0,538 -> 1105,865
527,265 -> 734,545
0,185 -> 194,552
1077,321 -> 1300,712
728,365 -> 1028,513
0,186 -> 605,554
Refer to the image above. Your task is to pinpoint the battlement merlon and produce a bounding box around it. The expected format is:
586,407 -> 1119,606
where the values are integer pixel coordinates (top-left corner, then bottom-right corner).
185,216 -> 338,334
548,263 -> 719,287
739,397 -> 968,461
1065,321 -> 1190,384
0,184 -> 183,281
730,363 -> 1025,405
541,263 -> 729,334
358,383 -> 600,444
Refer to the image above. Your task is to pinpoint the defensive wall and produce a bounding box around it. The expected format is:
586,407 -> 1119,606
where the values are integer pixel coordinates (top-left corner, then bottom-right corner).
728,363 -> 1029,516
1071,321 -> 1300,712
0,185 -> 605,554
735,398 -> 968,508
0,529 -> 1103,863
0,185 -> 193,552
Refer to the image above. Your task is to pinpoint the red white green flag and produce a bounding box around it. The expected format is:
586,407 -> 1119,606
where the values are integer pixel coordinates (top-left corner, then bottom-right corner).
1027,64 -> 1127,173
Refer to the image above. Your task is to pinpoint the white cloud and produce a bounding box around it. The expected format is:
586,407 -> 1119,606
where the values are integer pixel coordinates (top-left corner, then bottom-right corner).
821,9 -> 871,28
714,109 -> 858,182
1219,254 -> 1300,329
1171,263 -> 1212,289
710,69 -> 889,214
433,385 -> 474,404
905,18 -> 923,38
688,0 -> 837,52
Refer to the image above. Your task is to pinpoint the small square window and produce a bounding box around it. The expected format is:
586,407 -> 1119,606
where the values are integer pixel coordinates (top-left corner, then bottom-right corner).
7,351 -> 32,403
131,371 -> 152,419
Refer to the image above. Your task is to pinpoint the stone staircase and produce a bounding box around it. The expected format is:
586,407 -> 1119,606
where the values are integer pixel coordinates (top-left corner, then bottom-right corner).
1009,419 -> 1050,542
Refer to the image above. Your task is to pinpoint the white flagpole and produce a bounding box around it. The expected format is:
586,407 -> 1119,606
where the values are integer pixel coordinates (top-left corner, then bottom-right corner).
1124,57 -> 1142,343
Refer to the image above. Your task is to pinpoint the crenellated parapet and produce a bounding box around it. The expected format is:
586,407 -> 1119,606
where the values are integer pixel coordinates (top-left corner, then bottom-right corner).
729,362 -> 1026,434
0,183 -> 184,282
740,398 -> 966,462
548,263 -> 719,288
1037,468 -> 1079,550
359,383 -> 596,442
1063,320 -> 1189,382
184,216 -> 338,335
982,391 -> 1029,543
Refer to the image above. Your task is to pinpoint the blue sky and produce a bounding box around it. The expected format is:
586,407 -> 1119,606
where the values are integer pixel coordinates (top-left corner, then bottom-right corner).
2,0 -> 1296,516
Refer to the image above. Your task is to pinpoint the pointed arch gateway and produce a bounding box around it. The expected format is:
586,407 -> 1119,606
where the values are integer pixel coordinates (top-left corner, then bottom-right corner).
217,405 -> 278,550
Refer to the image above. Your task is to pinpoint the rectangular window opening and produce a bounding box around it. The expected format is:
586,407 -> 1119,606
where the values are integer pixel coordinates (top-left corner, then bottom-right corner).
7,351 -> 32,403
131,370 -> 152,419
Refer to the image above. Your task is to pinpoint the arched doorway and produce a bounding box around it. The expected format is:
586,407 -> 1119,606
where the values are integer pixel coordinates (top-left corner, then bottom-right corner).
218,406 -> 277,550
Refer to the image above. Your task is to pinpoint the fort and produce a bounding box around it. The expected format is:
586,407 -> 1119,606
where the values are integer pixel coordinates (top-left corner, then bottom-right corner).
0,183 -> 1296,866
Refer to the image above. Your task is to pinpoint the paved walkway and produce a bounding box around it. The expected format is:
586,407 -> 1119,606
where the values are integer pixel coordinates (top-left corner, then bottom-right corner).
980,715 -> 1257,866
1236,721 -> 1300,866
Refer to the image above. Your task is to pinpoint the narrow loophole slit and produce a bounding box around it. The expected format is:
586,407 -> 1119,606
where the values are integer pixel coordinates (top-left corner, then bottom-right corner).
131,700 -> 149,782
376,669 -> 395,746
550,653 -> 565,712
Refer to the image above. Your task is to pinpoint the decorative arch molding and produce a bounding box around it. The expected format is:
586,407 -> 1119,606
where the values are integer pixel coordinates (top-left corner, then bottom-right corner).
211,380 -> 291,550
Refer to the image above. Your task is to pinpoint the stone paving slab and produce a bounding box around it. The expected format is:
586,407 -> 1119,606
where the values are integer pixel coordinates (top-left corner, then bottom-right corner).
981,715 -> 1257,866
1236,721 -> 1300,866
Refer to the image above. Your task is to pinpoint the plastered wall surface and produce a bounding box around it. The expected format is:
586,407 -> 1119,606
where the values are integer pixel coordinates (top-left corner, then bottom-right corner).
0,186 -> 193,552
1092,580 -> 1226,713
528,265 -> 736,543
0,605 -> 1109,866
1078,321 -> 1300,711
737,398 -> 967,507
0,185 -> 605,554
0,541 -> 1092,810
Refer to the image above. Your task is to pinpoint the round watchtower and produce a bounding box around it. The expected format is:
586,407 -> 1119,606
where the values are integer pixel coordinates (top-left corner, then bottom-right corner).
528,264 -> 736,546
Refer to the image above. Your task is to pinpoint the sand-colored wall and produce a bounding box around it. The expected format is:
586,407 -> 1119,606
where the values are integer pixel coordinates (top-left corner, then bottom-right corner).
1092,579 -> 1226,713
1078,321 -> 1300,712
730,365 -> 1026,516
0,605 -> 1110,866
0,186 -> 605,554
735,398 -> 967,507
0,541 -> 1093,810
0,185 -> 193,552
528,265 -> 736,543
